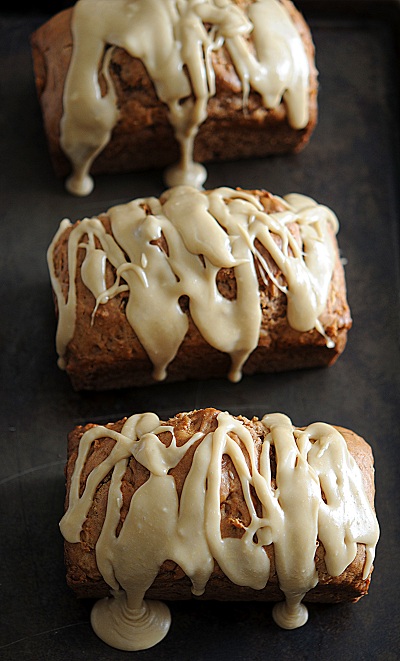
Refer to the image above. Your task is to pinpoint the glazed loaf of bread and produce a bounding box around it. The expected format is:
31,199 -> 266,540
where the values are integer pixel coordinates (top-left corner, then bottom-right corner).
47,185 -> 352,391
60,407 -> 379,650
31,0 -> 318,195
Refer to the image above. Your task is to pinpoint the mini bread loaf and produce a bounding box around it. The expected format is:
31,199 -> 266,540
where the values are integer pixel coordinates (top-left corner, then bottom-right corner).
30,0 -> 318,195
60,407 -> 380,651
47,185 -> 352,391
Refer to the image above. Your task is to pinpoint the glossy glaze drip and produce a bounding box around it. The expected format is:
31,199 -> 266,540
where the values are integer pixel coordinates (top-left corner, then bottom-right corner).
60,411 -> 379,649
47,187 -> 338,382
60,0 -> 311,195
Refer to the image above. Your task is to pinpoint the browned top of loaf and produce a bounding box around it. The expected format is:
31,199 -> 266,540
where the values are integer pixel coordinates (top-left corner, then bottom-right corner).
50,189 -> 352,388
63,407 -> 375,603
30,0 -> 318,176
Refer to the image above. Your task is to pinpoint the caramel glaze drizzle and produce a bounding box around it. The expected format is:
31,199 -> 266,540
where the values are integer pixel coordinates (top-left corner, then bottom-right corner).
48,187 -> 339,383
60,410 -> 379,650
60,0 -> 311,195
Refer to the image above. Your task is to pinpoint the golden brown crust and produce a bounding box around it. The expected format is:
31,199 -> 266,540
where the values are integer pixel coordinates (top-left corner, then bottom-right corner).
30,0 -> 318,178
49,188 -> 352,390
63,408 -> 375,603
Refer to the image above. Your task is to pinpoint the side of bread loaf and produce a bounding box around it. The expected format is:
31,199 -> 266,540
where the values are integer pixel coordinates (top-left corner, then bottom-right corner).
47,186 -> 352,390
31,0 -> 318,193
61,408 -> 378,606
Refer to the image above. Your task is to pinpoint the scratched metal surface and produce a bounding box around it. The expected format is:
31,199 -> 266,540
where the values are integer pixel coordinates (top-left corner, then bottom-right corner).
0,2 -> 399,659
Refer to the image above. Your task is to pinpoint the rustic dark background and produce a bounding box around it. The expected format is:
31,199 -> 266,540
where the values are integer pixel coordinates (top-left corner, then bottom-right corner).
1,1 -> 399,659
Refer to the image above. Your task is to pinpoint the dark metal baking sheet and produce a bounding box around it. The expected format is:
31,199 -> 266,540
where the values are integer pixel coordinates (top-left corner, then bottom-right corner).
1,1 -> 399,659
